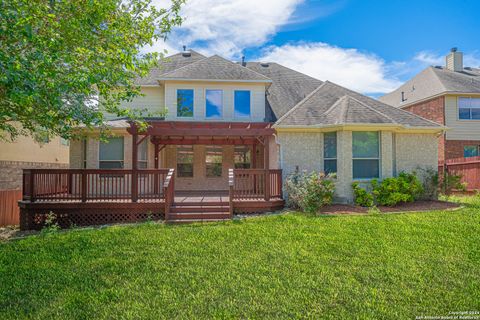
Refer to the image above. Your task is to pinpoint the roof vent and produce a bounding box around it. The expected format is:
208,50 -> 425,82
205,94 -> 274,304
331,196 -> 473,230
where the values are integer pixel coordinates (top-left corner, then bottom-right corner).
260,62 -> 269,67
446,47 -> 463,72
181,45 -> 191,57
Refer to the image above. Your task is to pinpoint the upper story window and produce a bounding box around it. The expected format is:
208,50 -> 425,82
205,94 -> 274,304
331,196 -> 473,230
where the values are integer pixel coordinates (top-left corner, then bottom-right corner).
464,145 -> 480,158
138,139 -> 148,169
234,90 -> 251,118
177,89 -> 194,117
177,145 -> 194,177
234,145 -> 251,169
459,97 -> 480,120
99,137 -> 124,169
206,90 -> 223,118
206,146 -> 223,177
352,132 -> 380,179
323,132 -> 337,174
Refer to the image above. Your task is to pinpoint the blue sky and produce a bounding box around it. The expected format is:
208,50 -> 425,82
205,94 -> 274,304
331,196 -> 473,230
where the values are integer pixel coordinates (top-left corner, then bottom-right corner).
151,0 -> 480,95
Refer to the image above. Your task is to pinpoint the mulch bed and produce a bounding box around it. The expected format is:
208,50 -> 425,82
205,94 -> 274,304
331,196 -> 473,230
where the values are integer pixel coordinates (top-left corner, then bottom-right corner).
320,200 -> 461,215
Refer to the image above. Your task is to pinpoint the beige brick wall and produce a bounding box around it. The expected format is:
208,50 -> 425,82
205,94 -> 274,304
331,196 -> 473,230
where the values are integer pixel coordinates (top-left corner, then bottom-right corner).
277,130 -> 439,204
0,161 -> 68,190
396,133 -> 438,173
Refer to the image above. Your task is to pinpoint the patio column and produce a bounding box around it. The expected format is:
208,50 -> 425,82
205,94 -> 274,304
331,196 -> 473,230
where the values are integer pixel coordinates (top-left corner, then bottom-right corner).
131,123 -> 138,202
264,135 -> 270,201
252,143 -> 257,169
154,143 -> 159,169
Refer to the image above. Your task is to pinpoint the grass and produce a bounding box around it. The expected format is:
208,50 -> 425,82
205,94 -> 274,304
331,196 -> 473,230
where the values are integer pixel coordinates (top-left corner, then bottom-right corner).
1,203 -> 479,319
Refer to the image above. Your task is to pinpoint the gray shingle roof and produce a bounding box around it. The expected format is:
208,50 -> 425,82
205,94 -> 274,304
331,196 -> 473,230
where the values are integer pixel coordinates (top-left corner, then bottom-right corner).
275,81 -> 443,129
245,62 -> 323,122
379,66 -> 480,108
135,50 -> 206,85
157,55 -> 272,82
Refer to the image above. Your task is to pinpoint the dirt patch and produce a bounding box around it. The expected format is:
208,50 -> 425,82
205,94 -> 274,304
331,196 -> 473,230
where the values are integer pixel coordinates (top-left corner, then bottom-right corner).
320,200 -> 461,215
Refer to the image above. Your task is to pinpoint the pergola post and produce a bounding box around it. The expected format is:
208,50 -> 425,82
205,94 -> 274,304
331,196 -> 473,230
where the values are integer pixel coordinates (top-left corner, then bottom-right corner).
252,143 -> 257,169
131,123 -> 139,202
264,135 -> 270,201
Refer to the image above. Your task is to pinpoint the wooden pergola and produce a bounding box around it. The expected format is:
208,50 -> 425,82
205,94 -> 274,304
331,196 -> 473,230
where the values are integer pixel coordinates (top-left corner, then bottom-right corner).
127,120 -> 276,171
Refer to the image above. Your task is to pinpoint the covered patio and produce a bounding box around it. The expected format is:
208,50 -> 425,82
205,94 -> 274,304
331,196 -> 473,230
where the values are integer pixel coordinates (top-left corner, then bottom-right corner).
19,121 -> 284,230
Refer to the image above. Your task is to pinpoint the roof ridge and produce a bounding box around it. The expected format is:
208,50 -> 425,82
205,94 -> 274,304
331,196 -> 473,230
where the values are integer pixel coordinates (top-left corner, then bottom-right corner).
210,55 -> 272,81
347,95 -> 398,124
274,82 -> 329,125
157,55 -> 211,77
321,95 -> 348,124
247,62 -> 323,82
427,66 -> 449,92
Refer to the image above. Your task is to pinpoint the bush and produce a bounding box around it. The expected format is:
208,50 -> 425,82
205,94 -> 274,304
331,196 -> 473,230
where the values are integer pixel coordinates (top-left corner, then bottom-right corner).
443,173 -> 467,194
285,171 -> 335,213
352,182 -> 374,207
415,167 -> 439,200
352,172 -> 424,207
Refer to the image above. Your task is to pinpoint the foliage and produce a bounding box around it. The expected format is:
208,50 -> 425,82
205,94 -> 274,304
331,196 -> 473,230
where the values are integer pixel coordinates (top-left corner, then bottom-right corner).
352,182 -> 374,207
40,212 -> 60,234
352,172 -> 424,207
1,210 -> 479,318
415,167 -> 439,200
371,172 -> 424,206
284,171 -> 335,213
0,0 -> 184,140
367,206 -> 381,215
443,172 -> 467,194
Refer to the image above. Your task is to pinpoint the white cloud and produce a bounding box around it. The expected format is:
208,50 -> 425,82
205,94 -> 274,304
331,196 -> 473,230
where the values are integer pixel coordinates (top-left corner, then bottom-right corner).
258,43 -> 402,94
414,50 -> 480,68
151,0 -> 303,58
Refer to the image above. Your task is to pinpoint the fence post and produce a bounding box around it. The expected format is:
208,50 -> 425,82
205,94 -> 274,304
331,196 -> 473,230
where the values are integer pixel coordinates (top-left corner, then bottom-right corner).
229,169 -> 234,217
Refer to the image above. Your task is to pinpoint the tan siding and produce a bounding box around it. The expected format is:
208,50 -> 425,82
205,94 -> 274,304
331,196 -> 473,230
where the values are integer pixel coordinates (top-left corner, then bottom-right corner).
445,95 -> 480,140
164,81 -> 266,122
117,87 -> 165,116
0,136 -> 69,164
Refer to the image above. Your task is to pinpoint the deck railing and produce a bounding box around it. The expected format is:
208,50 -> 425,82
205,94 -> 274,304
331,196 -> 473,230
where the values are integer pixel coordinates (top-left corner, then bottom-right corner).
22,169 -> 170,203
230,169 -> 282,201
163,169 -> 175,220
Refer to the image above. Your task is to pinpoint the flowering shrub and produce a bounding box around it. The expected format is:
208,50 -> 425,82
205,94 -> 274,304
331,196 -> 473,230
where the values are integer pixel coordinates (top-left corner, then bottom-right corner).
285,171 -> 336,213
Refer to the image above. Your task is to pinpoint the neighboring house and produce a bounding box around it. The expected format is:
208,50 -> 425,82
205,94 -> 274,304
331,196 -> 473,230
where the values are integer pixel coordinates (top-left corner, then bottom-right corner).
0,136 -> 69,190
68,49 -> 443,203
379,48 -> 480,161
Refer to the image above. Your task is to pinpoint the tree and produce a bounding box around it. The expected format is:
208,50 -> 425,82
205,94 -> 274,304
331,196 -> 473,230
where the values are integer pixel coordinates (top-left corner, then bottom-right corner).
0,0 -> 184,141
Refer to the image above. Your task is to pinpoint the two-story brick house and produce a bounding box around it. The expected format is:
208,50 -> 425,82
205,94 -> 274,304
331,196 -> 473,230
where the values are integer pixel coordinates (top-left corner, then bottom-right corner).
380,48 -> 480,161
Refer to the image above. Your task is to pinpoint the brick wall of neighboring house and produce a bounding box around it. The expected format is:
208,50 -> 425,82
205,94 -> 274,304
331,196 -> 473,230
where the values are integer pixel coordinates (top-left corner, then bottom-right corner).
403,96 -> 446,162
0,161 -> 69,190
444,140 -> 480,160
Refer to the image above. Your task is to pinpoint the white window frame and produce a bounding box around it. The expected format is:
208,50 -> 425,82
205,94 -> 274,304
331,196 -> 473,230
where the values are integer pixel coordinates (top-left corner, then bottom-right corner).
458,97 -> 480,121
352,131 -> 381,180
176,88 -> 195,118
233,90 -> 252,119
204,89 -> 223,119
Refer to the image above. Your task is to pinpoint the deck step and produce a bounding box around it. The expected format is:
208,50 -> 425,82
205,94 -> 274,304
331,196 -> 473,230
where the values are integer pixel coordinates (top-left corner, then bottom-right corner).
167,217 -> 230,224
170,205 -> 229,213
168,212 -> 231,220
172,201 -> 226,206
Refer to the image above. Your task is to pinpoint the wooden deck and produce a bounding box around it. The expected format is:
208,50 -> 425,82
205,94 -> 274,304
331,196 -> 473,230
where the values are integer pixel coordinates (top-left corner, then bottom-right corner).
19,169 -> 284,230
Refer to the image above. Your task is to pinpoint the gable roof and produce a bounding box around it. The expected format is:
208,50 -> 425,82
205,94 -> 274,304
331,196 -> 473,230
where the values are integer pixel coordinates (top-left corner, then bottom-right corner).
157,55 -> 272,82
379,66 -> 480,108
275,81 -> 443,129
244,62 -> 323,121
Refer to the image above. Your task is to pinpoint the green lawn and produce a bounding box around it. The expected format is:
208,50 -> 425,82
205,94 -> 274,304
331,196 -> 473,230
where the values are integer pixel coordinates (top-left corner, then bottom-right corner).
1,201 -> 479,319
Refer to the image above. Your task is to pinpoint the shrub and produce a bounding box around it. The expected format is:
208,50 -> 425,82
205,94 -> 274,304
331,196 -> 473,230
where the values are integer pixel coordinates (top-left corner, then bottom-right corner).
41,212 -> 60,234
415,167 -> 439,200
443,172 -> 467,194
371,172 -> 424,206
284,171 -> 335,213
352,182 -> 374,207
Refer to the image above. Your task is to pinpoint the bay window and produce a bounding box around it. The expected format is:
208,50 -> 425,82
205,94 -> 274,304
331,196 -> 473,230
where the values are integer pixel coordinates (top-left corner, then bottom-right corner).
352,132 -> 380,179
323,132 -> 337,174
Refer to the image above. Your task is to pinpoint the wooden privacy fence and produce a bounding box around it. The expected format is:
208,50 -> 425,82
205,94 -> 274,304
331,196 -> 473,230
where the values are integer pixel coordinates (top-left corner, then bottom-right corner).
439,156 -> 480,190
0,189 -> 21,226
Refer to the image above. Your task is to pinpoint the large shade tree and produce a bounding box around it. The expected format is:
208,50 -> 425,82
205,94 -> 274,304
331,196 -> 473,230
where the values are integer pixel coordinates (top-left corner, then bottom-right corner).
0,0 -> 184,140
